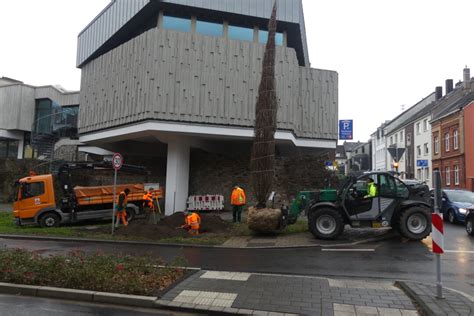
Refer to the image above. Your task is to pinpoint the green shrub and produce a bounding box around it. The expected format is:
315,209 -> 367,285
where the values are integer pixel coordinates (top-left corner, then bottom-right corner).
0,248 -> 186,296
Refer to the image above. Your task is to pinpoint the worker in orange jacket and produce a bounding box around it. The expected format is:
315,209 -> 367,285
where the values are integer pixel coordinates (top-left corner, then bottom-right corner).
181,211 -> 201,235
115,188 -> 130,227
231,185 -> 246,223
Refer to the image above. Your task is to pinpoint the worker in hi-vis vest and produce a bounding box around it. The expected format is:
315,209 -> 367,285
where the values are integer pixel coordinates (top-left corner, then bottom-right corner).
180,210 -> 201,235
231,185 -> 246,223
116,188 -> 130,227
364,178 -> 378,198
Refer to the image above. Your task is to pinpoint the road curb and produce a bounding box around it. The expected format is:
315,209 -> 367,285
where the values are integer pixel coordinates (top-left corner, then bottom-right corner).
0,232 -> 395,250
0,282 -> 159,308
396,281 -> 433,316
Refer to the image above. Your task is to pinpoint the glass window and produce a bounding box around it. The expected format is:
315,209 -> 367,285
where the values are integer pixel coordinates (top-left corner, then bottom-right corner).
417,146 -> 421,156
445,167 -> 450,186
35,99 -> 53,134
0,141 -> 7,158
7,140 -> 18,158
424,143 -> 429,155
417,169 -> 422,180
390,137 -> 393,145
445,133 -> 450,152
453,130 -> 459,149
196,20 -> 223,37
379,174 -> 396,198
162,15 -> 191,33
400,131 -> 403,141
416,123 -> 421,134
407,134 -> 411,145
258,30 -> 284,46
21,182 -> 45,199
423,119 -> 428,131
395,134 -> 398,144
228,25 -> 254,42
395,179 -> 409,199
454,165 -> 459,185
434,136 -> 439,154
425,168 -> 430,181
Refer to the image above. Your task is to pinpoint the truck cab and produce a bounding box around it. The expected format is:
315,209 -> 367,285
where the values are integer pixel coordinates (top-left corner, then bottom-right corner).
13,174 -> 58,227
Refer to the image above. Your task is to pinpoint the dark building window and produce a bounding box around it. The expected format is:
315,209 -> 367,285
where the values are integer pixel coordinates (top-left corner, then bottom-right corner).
162,15 -> 191,33
228,25 -> 254,42
259,30 -> 284,46
196,20 -> 223,37
34,99 -> 54,134
0,139 -> 19,158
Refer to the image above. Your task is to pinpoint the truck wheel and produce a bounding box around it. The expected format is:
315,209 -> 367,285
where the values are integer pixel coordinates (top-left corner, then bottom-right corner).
39,213 -> 60,228
398,207 -> 431,240
308,208 -> 344,240
126,208 -> 135,222
466,217 -> 474,236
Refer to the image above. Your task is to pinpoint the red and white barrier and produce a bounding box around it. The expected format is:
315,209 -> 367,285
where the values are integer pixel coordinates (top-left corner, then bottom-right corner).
187,195 -> 224,211
432,213 -> 444,254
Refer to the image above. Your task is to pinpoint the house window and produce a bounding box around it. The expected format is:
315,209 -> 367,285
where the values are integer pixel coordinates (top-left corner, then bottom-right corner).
390,137 -> 393,145
453,130 -> 459,150
417,145 -> 421,157
424,143 -> 429,155
400,131 -> 404,141
196,20 -> 224,36
228,25 -> 254,42
416,123 -> 421,134
454,165 -> 459,185
445,166 -> 451,186
425,167 -> 430,181
434,136 -> 439,154
395,134 -> 398,144
407,133 -> 411,146
417,169 -> 422,180
423,119 -> 428,132
162,15 -> 192,33
259,30 -> 284,46
445,133 -> 450,152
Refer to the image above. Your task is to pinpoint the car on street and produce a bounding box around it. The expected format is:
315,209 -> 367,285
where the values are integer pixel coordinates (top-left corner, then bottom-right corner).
466,209 -> 474,236
431,189 -> 474,224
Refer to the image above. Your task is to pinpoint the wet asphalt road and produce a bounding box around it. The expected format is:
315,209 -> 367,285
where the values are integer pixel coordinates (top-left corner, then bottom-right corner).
0,294 -> 196,316
1,223 -> 472,296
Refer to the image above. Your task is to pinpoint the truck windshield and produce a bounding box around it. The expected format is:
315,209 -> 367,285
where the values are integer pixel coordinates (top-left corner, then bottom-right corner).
19,182 -> 45,200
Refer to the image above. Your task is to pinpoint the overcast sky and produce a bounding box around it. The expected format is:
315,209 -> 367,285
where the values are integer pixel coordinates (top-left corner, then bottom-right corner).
1,0 -> 473,141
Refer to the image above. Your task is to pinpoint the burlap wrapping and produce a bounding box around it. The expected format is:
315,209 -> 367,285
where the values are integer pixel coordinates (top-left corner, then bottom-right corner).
247,206 -> 282,233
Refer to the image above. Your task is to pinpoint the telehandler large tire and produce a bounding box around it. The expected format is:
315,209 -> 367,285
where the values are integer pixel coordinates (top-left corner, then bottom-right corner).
308,208 -> 344,240
398,207 -> 431,240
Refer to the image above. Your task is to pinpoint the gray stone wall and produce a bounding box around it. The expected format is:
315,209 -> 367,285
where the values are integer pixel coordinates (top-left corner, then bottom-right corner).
79,27 -> 338,140
188,149 -> 334,210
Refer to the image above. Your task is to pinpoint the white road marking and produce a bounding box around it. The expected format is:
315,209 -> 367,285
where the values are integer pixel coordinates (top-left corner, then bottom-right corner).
322,248 -> 375,252
444,250 -> 474,254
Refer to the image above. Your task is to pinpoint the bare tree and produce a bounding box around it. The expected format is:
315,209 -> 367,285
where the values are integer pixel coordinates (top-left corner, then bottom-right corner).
250,1 -> 278,208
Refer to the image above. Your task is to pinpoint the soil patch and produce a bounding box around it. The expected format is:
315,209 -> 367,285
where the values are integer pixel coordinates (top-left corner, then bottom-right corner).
111,212 -> 232,239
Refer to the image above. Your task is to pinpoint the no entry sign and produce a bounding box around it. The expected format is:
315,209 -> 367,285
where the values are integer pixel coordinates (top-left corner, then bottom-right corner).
112,153 -> 123,170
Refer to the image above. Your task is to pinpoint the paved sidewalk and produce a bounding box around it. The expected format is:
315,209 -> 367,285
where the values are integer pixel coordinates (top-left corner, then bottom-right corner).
398,281 -> 474,315
157,270 -> 419,315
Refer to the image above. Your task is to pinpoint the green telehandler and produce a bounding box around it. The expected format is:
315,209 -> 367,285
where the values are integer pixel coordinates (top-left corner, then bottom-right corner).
282,172 -> 432,241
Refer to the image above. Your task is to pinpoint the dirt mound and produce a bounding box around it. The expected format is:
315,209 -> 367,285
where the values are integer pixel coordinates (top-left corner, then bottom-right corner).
247,207 -> 281,234
112,212 -> 232,239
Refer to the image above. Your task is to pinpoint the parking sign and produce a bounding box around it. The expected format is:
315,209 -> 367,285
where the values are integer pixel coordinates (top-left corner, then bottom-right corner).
339,120 -> 353,140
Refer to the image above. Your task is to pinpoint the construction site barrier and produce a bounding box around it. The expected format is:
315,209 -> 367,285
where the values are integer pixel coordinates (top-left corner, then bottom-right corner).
187,195 -> 224,211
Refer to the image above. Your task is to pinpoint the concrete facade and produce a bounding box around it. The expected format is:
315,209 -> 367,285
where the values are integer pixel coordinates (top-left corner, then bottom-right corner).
77,0 -> 339,214
0,78 -> 79,159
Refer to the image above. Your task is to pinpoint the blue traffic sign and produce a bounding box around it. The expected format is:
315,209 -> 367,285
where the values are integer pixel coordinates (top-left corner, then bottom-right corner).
339,120 -> 353,140
417,160 -> 429,167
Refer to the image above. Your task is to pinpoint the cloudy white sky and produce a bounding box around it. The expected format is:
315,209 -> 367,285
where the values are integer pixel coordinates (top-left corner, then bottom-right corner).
1,0 -> 473,141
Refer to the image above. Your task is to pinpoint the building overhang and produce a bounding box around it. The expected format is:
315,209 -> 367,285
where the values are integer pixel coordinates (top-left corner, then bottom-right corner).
79,121 -> 336,150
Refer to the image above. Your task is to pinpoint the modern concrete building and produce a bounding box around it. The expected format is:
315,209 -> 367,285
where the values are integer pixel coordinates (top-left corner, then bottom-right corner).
77,0 -> 339,214
0,77 -> 80,160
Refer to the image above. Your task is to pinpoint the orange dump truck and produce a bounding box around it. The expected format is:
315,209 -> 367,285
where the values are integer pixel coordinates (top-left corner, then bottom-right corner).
13,162 -> 163,227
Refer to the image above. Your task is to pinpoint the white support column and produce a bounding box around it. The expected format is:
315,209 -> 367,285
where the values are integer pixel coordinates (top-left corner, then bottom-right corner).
165,140 -> 190,215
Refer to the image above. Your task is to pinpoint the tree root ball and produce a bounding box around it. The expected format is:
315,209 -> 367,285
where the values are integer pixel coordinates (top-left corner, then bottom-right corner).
247,206 -> 282,234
